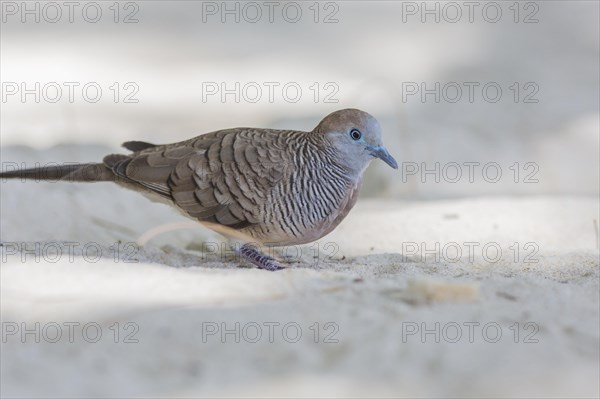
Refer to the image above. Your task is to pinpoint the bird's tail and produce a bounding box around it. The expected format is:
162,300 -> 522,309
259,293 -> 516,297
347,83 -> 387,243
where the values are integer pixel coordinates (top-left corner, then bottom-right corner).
0,163 -> 114,182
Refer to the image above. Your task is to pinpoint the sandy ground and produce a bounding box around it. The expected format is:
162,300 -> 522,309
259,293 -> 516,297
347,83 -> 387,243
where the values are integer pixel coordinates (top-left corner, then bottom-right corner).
1,145 -> 598,398
1,1 -> 598,396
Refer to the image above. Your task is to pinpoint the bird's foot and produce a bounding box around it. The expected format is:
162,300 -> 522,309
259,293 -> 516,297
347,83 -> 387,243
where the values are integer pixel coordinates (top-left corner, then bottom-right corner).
238,244 -> 286,271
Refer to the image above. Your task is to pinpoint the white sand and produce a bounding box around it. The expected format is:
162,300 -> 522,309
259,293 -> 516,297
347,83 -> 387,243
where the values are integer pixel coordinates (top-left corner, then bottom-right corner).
2,1 -> 598,396
1,146 -> 598,397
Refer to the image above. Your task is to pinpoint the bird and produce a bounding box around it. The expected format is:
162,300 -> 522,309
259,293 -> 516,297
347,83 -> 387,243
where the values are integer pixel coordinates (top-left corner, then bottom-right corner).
0,108 -> 398,271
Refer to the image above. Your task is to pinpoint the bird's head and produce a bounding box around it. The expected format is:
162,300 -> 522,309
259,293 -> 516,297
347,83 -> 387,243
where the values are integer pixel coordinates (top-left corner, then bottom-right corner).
313,108 -> 398,175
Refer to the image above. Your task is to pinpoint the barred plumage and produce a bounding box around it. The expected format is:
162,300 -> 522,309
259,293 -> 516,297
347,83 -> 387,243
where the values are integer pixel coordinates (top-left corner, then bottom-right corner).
0,109 -> 398,270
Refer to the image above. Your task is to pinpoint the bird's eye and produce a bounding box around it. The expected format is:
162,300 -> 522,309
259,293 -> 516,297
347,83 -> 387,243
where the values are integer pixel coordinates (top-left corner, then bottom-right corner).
350,129 -> 362,141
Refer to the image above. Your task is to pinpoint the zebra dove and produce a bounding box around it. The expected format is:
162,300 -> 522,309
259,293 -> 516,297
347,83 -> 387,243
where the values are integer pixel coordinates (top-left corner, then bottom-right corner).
1,108 -> 397,270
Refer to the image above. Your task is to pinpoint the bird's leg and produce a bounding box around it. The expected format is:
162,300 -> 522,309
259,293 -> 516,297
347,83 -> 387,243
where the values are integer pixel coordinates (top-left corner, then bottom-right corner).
238,243 -> 286,271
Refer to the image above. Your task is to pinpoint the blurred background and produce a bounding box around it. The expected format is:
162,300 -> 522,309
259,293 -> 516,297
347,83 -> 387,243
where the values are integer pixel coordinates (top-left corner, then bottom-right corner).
2,0 -> 598,199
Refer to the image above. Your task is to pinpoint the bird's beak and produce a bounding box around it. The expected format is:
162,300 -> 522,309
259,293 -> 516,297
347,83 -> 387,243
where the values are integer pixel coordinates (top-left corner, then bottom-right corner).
368,145 -> 398,169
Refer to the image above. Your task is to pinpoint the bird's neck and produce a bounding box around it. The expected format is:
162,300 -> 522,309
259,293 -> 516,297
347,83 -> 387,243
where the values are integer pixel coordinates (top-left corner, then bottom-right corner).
302,133 -> 365,182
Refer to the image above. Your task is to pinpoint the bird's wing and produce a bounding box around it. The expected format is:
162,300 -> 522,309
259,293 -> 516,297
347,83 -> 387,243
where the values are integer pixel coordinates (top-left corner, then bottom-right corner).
122,141 -> 157,152
104,129 -> 290,230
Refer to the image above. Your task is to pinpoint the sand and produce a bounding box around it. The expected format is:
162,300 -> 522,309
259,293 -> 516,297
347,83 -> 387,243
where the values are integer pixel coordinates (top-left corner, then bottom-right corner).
1,145 -> 598,397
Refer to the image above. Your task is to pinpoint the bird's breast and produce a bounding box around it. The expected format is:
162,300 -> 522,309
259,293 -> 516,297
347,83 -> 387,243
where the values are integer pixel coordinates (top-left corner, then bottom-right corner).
247,160 -> 361,246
